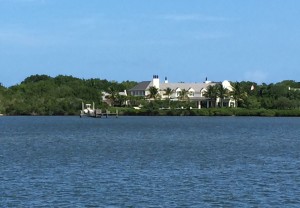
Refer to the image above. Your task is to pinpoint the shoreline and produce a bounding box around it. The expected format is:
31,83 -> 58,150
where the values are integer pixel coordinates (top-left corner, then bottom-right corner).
2,108 -> 300,117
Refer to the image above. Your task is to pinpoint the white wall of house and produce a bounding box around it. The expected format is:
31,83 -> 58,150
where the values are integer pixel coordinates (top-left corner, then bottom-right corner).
222,80 -> 233,91
175,88 -> 181,98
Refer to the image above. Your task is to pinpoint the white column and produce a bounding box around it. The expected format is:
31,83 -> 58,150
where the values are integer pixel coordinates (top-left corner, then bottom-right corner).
197,101 -> 201,109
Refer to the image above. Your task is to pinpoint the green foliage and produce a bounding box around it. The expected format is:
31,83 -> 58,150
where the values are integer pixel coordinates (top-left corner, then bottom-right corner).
273,97 -> 294,109
1,74 -> 136,115
178,89 -> 189,101
217,83 -> 229,107
203,85 -> 218,107
242,96 -> 261,109
209,108 -> 234,116
275,109 -> 300,116
164,87 -> 174,98
230,81 -> 248,107
1,74 -> 300,116
22,74 -> 52,84
147,86 -> 159,100
120,106 -> 300,117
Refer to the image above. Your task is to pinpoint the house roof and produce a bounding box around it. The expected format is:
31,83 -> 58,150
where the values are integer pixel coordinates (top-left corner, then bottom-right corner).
129,80 -> 219,92
159,82 -> 216,92
129,81 -> 151,91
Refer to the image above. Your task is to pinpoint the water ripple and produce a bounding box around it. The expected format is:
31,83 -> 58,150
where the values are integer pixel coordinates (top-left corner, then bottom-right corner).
1,116 -> 300,207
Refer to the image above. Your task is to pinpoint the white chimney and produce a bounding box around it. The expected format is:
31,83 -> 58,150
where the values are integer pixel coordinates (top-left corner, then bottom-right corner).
164,76 -> 168,83
152,75 -> 160,89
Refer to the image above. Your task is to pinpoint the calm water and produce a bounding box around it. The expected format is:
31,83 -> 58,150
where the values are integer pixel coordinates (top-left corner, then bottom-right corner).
1,116 -> 300,207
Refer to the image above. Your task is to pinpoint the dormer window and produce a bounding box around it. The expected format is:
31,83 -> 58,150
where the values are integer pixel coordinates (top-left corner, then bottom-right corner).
175,88 -> 181,97
188,88 -> 195,97
200,88 -> 205,97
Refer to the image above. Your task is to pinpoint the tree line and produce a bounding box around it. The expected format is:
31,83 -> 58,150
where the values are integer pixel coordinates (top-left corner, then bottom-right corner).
0,75 -> 300,115
0,74 -> 136,115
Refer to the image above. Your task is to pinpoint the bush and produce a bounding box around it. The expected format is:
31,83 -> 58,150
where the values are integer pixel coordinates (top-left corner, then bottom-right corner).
275,109 -> 300,117
209,108 -> 234,116
259,110 -> 276,117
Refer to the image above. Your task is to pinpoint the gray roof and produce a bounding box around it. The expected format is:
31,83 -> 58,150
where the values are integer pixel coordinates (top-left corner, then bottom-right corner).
160,82 -> 215,91
129,80 -> 217,92
129,81 -> 151,91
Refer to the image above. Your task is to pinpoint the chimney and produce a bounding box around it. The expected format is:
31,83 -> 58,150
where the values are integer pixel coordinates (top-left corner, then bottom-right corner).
164,76 -> 168,83
152,75 -> 160,89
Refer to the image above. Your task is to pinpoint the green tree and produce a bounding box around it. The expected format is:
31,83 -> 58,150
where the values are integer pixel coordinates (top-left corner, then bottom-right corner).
115,94 -> 127,107
21,74 -> 52,84
230,82 -> 246,107
164,87 -> 174,108
105,86 -> 118,106
243,96 -> 261,109
216,84 -> 229,107
147,86 -> 159,100
164,87 -> 174,99
178,89 -> 189,101
274,97 -> 294,109
203,85 -> 218,107
3,74 -> 137,115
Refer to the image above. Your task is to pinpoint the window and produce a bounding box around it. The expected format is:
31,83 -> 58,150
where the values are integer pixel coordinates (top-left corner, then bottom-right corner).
189,91 -> 194,97
176,88 -> 181,97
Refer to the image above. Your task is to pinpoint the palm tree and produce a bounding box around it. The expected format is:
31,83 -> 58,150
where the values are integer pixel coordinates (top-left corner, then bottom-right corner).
203,85 -> 218,107
164,87 -> 174,108
164,87 -> 174,99
116,94 -> 127,106
147,86 -> 159,100
105,86 -> 118,106
217,84 -> 229,107
230,82 -> 246,107
179,89 -> 189,101
128,94 -> 144,107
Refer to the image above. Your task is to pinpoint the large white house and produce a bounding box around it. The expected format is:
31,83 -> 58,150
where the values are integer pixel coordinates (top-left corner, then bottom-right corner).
129,75 -> 236,109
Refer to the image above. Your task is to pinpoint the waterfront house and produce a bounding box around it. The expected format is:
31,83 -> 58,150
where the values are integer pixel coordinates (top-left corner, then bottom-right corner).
128,75 -> 236,108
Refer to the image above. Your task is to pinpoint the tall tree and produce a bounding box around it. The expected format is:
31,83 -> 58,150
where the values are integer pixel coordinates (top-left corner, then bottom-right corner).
164,87 -> 174,108
164,87 -> 174,99
147,86 -> 159,100
230,82 -> 246,107
217,84 -> 229,107
179,89 -> 189,101
105,86 -> 118,106
203,85 -> 218,107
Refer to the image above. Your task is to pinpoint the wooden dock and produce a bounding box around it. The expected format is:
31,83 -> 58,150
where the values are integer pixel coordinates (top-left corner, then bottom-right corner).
80,102 -> 119,118
94,109 -> 118,118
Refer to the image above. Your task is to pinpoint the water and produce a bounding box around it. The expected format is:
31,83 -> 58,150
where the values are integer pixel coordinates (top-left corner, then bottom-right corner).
1,116 -> 300,207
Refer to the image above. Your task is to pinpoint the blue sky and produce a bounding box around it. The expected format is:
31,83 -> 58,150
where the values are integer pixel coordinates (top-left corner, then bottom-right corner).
1,0 -> 300,87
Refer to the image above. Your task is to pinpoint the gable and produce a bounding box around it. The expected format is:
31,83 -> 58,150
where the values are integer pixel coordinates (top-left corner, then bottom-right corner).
129,81 -> 151,91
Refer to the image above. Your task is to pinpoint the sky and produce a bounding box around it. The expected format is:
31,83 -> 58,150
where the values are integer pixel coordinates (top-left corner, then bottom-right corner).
1,0 -> 300,87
